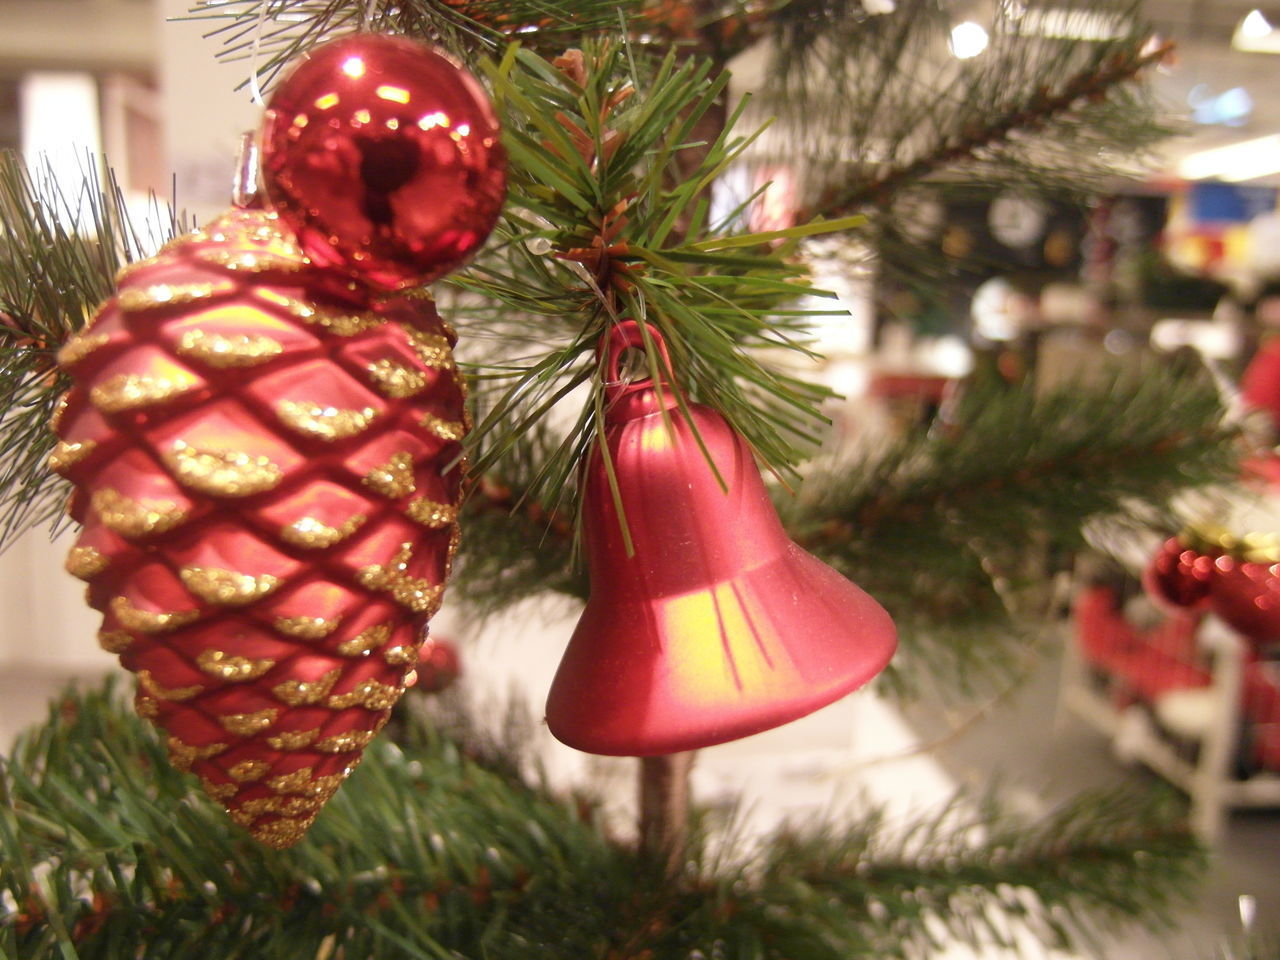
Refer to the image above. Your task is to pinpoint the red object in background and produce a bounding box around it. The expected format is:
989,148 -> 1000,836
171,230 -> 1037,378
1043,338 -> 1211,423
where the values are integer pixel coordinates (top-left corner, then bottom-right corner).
1076,585 -> 1280,772
545,322 -> 897,756
415,635 -> 461,693
262,34 -> 506,290
51,208 -> 467,847
1144,539 -> 1280,650
1075,585 -> 1208,703
1241,453 -> 1280,489
1208,557 -> 1280,647
866,373 -> 951,404
1144,537 -> 1213,612
1241,339 -> 1280,434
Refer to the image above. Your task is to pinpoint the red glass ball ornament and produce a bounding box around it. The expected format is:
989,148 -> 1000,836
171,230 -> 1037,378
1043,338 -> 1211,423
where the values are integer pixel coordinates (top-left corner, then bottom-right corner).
262,33 -> 506,289
1143,537 -> 1212,612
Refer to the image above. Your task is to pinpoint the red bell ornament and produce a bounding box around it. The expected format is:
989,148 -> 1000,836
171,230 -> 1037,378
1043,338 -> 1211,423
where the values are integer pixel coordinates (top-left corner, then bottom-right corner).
545,322 -> 896,756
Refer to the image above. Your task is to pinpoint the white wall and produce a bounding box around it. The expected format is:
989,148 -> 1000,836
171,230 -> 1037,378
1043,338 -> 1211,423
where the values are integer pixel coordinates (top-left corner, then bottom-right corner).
0,0 -> 156,72
159,0 -> 262,220
0,527 -> 110,670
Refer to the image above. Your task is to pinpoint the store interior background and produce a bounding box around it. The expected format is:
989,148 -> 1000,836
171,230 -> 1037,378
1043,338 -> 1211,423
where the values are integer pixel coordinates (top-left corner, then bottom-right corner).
0,2 -> 1278,957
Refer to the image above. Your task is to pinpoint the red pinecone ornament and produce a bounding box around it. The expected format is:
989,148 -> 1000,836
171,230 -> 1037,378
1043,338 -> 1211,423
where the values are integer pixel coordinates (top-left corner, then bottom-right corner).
51,207 -> 467,847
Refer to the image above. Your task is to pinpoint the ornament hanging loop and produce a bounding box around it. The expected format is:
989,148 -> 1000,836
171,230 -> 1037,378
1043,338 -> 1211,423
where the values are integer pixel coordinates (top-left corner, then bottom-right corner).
601,320 -> 679,420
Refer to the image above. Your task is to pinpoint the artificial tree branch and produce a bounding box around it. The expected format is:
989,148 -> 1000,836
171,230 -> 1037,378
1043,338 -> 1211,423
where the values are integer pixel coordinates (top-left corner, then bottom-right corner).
1,684 -> 1206,960
183,0 -> 638,92
807,39 -> 1175,219
0,152 -> 182,542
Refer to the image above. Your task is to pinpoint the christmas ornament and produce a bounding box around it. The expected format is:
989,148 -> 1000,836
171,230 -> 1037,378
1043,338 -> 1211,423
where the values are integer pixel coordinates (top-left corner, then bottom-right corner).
1144,532 -> 1280,649
415,635 -> 461,694
1143,537 -> 1212,612
52,206 -> 470,847
1208,558 -> 1280,647
545,322 -> 897,756
262,33 -> 506,290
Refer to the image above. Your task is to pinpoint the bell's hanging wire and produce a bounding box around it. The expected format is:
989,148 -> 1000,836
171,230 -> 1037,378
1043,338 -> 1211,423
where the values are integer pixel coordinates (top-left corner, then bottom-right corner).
246,0 -> 273,108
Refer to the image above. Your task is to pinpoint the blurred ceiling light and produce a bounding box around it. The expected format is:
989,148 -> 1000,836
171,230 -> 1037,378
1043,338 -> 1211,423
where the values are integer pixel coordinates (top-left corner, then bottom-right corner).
1241,9 -> 1273,38
1233,9 -> 1280,52
1178,134 -> 1280,182
1016,8 -> 1128,40
1189,85 -> 1254,126
950,21 -> 989,59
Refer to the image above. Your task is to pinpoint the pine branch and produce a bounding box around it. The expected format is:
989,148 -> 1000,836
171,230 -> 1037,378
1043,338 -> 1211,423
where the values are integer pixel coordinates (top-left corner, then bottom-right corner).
454,40 -> 857,505
181,0 -> 644,94
810,39 -> 1174,218
758,0 -> 1172,220
0,152 -> 181,546
787,357 -> 1237,690
754,787 -> 1204,959
2,683 -> 1205,959
796,361 -> 1235,564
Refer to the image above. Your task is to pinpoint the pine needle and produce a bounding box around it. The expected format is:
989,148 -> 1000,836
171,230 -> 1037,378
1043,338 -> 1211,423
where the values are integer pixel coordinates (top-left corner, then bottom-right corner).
0,682 -> 1206,959
180,0 -> 644,94
0,152 -> 181,547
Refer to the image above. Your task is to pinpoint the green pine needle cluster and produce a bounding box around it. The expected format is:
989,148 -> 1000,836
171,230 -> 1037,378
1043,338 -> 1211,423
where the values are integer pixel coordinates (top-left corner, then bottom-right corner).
457,40 -> 859,507
0,683 -> 1205,959
0,153 -> 181,543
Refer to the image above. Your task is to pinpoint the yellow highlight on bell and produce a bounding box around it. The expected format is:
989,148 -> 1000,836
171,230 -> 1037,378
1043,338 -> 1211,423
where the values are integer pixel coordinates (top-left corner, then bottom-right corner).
659,580 -> 800,702
376,85 -> 411,104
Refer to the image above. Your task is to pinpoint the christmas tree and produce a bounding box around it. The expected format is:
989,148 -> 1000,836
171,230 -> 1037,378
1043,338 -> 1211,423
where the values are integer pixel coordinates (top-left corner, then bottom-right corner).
0,0 -> 1251,956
